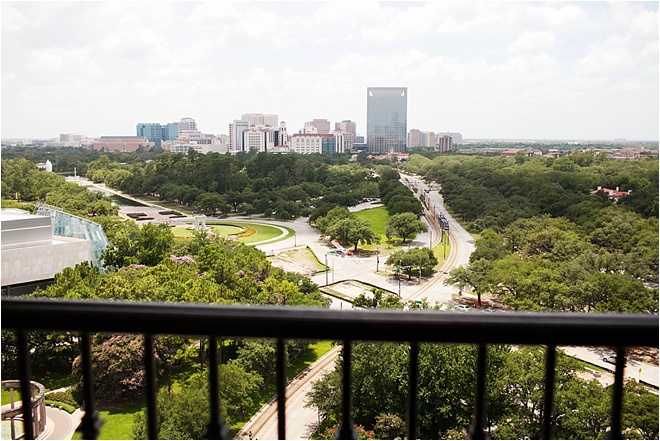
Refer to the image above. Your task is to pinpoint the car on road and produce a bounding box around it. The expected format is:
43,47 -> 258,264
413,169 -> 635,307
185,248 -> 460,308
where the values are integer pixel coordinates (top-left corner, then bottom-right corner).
455,304 -> 472,312
603,354 -> 627,366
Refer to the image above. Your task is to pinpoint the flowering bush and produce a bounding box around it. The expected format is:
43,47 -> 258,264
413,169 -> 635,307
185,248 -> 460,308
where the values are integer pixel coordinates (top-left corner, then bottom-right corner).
319,424 -> 375,440
169,254 -> 196,264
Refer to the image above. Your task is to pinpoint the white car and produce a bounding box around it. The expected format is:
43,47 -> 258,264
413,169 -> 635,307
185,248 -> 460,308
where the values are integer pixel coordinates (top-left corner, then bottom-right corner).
603,354 -> 627,366
455,304 -> 472,312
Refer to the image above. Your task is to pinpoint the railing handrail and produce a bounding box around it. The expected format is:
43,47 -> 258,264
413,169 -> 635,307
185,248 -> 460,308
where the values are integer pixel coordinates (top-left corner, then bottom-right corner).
3,298 -> 658,347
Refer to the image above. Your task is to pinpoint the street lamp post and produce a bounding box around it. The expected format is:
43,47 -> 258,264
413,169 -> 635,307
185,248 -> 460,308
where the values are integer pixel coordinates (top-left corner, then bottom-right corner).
376,247 -> 379,272
294,232 -> 297,247
325,254 -> 328,287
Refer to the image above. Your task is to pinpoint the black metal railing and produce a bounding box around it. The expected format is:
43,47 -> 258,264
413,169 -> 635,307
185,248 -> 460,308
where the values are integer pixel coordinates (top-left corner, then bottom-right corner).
2,298 -> 658,440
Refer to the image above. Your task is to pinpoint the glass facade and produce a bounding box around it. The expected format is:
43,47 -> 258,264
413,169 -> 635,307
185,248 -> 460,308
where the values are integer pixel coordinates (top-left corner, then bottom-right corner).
367,87 -> 407,153
136,123 -> 164,147
36,204 -> 109,270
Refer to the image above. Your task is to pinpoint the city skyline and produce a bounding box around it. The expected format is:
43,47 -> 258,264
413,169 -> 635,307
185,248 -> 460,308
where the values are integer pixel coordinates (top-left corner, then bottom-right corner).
1,1 -> 658,141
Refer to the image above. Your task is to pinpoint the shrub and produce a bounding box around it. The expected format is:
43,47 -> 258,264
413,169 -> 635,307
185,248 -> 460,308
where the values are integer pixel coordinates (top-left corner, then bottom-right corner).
45,400 -> 76,413
45,389 -> 79,407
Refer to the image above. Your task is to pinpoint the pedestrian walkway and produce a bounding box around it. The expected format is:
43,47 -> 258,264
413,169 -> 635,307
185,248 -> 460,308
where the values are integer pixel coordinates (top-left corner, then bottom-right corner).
1,403 -> 80,440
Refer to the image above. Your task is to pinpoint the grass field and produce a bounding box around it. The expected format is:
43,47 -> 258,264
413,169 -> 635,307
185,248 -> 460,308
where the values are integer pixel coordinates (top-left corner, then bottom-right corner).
172,222 -> 292,245
232,222 -> 292,244
354,206 -> 390,252
210,225 -> 244,236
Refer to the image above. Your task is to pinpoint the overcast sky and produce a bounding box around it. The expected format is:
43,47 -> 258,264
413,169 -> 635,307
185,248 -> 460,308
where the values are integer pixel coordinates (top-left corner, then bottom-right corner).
2,1 -> 658,141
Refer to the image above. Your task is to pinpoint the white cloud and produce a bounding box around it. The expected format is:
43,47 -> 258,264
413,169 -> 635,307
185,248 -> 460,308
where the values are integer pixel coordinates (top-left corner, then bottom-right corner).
509,31 -> 557,54
1,1 -> 657,140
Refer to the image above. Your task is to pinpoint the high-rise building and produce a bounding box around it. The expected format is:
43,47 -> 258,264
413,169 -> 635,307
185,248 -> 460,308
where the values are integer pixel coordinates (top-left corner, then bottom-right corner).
305,119 -> 331,134
437,134 -> 452,152
367,87 -> 407,153
408,129 -> 420,148
242,113 -> 278,128
229,120 -> 249,152
335,120 -> 356,150
178,117 -> 197,133
164,123 -> 179,141
136,123 -> 164,147
278,121 -> 288,147
243,126 -> 276,152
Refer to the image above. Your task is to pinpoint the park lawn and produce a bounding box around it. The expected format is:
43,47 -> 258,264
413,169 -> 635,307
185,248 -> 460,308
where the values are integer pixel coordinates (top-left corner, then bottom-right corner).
171,226 -> 196,238
354,206 -> 389,251
1,388 -> 22,405
355,206 -> 412,252
210,225 -> 244,236
235,222 -> 292,244
71,402 -> 145,441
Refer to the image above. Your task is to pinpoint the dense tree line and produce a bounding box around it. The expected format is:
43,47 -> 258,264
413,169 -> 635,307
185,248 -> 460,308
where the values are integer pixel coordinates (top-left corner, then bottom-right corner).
402,153 -> 658,312
307,342 -> 658,440
84,150 -> 381,219
404,152 -> 658,229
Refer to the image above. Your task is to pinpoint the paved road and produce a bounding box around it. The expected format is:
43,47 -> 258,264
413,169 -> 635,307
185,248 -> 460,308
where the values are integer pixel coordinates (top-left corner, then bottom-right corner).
561,346 -> 659,388
236,347 -> 341,440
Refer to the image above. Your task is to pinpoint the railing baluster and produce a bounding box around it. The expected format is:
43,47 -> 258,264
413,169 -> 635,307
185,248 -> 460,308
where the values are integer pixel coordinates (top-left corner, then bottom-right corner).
337,340 -> 357,440
407,342 -> 419,440
204,336 -> 228,439
17,331 -> 34,440
609,347 -> 627,440
277,338 -> 287,440
78,332 -> 102,439
541,345 -> 557,439
144,334 -> 158,440
467,344 -> 488,440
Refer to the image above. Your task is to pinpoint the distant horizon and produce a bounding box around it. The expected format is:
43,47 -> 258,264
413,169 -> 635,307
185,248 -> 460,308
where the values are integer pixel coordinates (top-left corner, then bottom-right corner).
2,2 -> 657,141
2,136 -> 659,145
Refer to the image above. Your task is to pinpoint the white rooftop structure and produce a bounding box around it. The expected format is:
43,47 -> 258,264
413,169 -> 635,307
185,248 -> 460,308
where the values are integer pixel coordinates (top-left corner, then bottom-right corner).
1,209 -> 94,290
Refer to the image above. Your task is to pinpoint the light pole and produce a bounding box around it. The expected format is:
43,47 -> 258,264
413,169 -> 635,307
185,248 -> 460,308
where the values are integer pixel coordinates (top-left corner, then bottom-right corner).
376,247 -> 380,272
294,232 -> 296,247
325,254 -> 329,287
398,261 -> 402,297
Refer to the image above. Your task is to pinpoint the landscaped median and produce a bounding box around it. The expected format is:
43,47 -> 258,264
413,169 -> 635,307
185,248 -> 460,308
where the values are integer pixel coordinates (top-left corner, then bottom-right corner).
171,220 -> 294,245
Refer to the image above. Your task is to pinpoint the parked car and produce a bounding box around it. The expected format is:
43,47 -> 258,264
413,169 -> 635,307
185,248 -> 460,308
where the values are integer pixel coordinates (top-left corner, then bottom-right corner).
455,304 -> 472,312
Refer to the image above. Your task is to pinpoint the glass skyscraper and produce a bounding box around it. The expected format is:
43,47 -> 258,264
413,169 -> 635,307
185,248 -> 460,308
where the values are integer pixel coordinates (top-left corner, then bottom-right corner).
366,87 -> 408,153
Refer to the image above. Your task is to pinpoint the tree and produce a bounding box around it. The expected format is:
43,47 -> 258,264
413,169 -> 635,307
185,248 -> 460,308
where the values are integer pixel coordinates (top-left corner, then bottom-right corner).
353,289 -> 404,309
386,212 -> 428,244
373,413 -> 405,440
132,362 -> 262,439
315,206 -> 353,235
386,247 -> 438,279
136,223 -> 175,266
445,259 -> 492,304
326,217 -> 379,252
621,381 -> 659,440
72,334 -> 157,404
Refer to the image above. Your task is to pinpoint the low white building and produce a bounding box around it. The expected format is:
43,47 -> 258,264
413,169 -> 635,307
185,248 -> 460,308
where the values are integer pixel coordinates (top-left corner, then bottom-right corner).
1,209 -> 92,294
